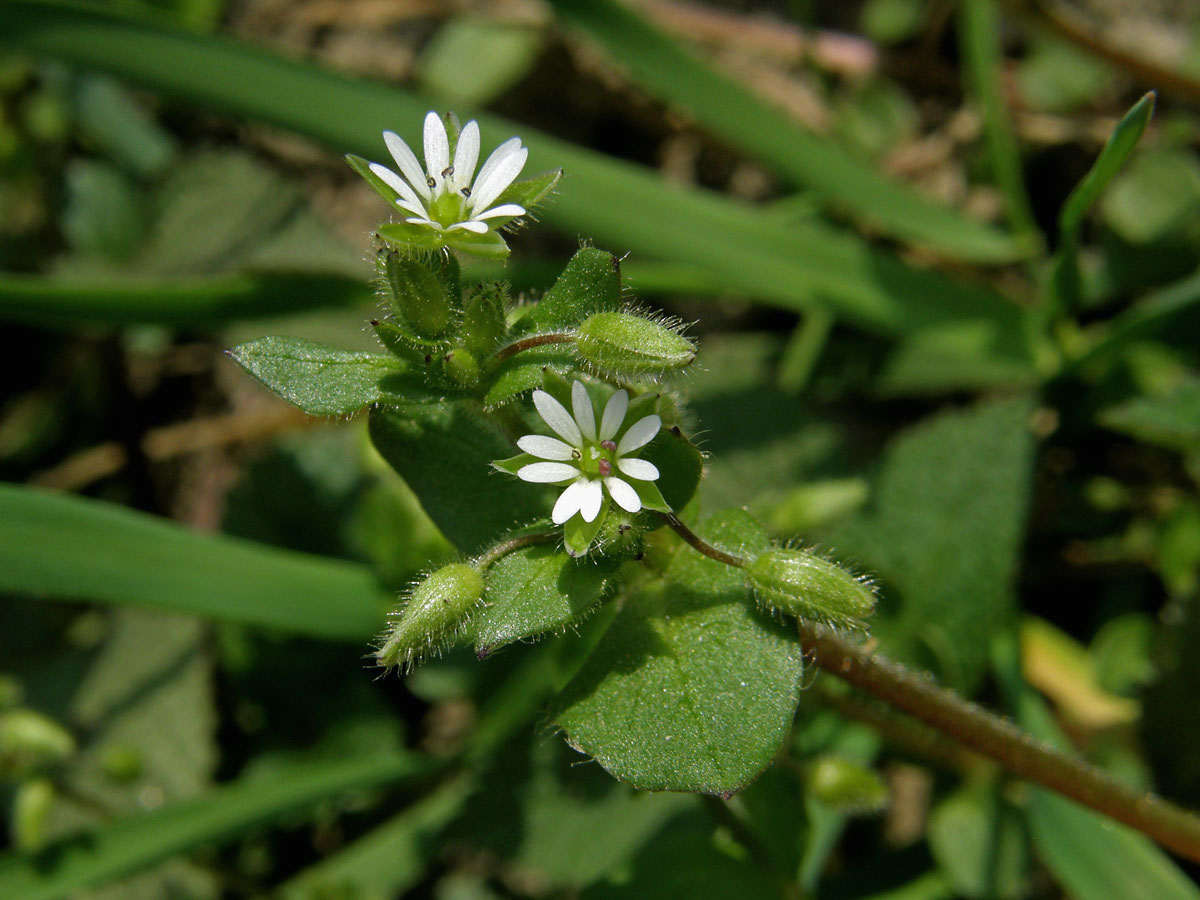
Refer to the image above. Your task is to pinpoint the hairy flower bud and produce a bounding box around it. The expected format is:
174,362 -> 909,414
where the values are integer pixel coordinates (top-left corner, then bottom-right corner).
442,347 -> 480,387
747,547 -> 876,628
377,563 -> 485,671
376,249 -> 459,340
576,311 -> 696,377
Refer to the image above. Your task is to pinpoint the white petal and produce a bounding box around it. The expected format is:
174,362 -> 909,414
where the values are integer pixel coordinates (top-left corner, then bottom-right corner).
533,390 -> 582,446
451,120 -> 480,191
383,130 -> 430,201
617,457 -> 659,481
599,390 -> 628,441
606,477 -> 641,513
617,414 -> 661,455
579,479 -> 604,522
552,478 -> 588,524
517,434 -> 575,460
471,140 -> 527,212
368,162 -> 426,211
395,197 -> 430,218
473,203 -> 526,220
446,220 -> 489,233
404,216 -> 442,230
572,381 -> 597,442
517,461 -> 579,483
423,111 -> 449,183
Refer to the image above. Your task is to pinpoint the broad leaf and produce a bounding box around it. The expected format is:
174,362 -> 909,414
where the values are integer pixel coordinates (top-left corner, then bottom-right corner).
553,509 -> 805,794
368,401 -> 550,555
228,336 -> 405,416
825,396 -> 1036,691
475,545 -> 618,655
516,247 -> 622,334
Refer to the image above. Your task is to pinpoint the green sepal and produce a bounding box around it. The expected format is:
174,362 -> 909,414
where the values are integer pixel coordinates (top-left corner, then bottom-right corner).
372,319 -> 445,364
491,452 -> 540,477
346,153 -> 399,207
461,283 -> 509,358
494,168 -> 563,214
378,223 -> 511,260
228,336 -> 407,416
564,505 -> 608,557
639,426 -> 703,512
375,248 -> 459,339
518,246 -> 621,333
630,478 -> 671,514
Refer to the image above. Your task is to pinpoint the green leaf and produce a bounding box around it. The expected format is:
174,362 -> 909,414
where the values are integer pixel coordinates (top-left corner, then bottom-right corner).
1052,92 -> 1155,310
927,784 -> 1029,899
0,753 -> 430,900
228,335 -> 407,416
475,546 -> 618,655
418,17 -> 543,107
1098,376 -> 1200,453
825,396 -> 1036,691
483,344 -> 579,409
0,484 -> 384,640
553,509 -> 804,794
368,401 -> 551,555
548,0 -> 1028,263
518,247 -> 622,334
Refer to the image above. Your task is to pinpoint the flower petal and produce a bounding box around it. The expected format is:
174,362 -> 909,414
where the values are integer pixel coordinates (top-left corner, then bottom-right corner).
452,120 -> 480,191
404,216 -> 442,230
423,111 -> 449,184
606,477 -> 642,513
517,434 -> 575,461
473,203 -> 526,220
471,139 -> 527,212
572,381 -> 597,442
368,162 -> 426,211
517,461 -> 579,483
533,390 -> 582,446
552,478 -> 588,525
447,220 -> 489,233
617,457 -> 659,481
599,390 -> 629,441
383,130 -> 430,201
617,414 -> 661,455
579,479 -> 604,522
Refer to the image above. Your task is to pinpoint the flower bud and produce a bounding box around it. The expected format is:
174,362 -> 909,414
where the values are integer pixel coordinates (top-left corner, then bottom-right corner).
14,778 -> 56,851
576,311 -> 695,377
0,709 -> 76,778
747,547 -> 876,628
808,755 -> 888,814
442,347 -> 480,387
377,563 -> 485,671
376,249 -> 458,340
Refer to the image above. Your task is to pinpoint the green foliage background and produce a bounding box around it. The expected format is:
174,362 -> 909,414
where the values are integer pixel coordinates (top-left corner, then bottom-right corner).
1,0 -> 1199,897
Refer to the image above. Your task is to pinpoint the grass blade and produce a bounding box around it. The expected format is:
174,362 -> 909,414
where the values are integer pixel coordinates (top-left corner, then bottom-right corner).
549,0 -> 1029,263
0,753 -> 430,900
0,271 -> 371,327
0,484 -> 385,640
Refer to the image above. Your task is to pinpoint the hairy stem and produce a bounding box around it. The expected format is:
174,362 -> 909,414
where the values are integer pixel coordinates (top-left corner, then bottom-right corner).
472,531 -> 558,569
659,512 -> 747,568
799,623 -> 1200,863
490,332 -> 576,363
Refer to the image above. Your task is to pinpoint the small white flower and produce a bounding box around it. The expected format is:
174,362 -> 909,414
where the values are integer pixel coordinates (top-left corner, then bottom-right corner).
369,112 -> 528,234
517,381 -> 662,525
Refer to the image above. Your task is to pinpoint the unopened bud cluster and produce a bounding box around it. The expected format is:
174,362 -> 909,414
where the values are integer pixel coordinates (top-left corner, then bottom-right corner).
747,547 -> 876,629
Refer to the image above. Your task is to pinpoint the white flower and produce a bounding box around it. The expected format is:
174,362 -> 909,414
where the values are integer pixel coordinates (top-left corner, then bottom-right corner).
368,112 -> 528,234
516,381 -> 662,525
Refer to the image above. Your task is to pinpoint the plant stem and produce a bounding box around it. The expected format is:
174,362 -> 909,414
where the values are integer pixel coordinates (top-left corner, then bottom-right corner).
472,531 -> 558,569
490,332 -> 575,363
798,623 -> 1200,863
659,512 -> 746,568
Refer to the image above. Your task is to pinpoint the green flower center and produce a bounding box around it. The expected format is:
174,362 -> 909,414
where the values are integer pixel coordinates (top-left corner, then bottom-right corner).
577,441 -> 618,479
430,189 -> 469,227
